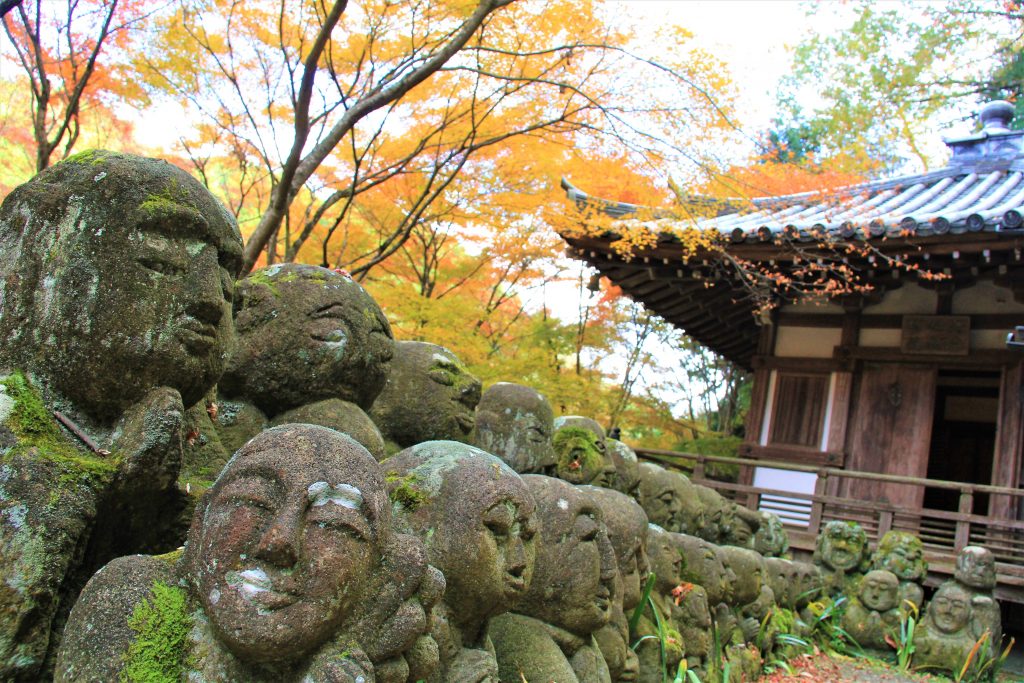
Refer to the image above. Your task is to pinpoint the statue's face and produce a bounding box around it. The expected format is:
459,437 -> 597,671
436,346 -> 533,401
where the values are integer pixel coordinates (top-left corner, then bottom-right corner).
930,584 -> 971,634
820,523 -> 866,572
190,427 -> 383,663
608,439 -> 640,496
15,157 -> 242,418
473,383 -> 555,473
754,515 -> 787,557
727,505 -> 754,545
860,571 -> 899,612
553,419 -> 615,487
228,265 -> 394,412
722,547 -> 763,606
438,481 -> 538,621
619,534 -> 645,611
639,467 -> 683,531
425,347 -> 482,437
875,532 -> 926,582
795,563 -> 823,608
678,536 -> 733,605
955,547 -> 996,590
648,530 -> 683,593
553,504 -> 617,633
764,558 -> 792,607
695,488 -> 726,541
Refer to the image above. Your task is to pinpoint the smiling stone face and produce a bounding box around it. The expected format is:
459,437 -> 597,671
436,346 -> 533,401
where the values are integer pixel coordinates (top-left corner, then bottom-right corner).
815,520 -> 869,573
516,475 -> 617,637
384,441 -> 537,632
221,264 -> 394,415
183,424 -> 390,664
369,341 -> 482,449
472,383 -> 555,473
872,531 -> 927,582
0,150 -> 242,421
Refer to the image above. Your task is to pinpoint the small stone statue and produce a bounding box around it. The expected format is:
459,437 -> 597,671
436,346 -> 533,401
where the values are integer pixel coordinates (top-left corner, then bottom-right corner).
753,511 -> 789,558
634,524 -> 684,683
636,463 -> 705,534
56,424 -> 443,682
840,569 -> 902,653
813,520 -> 870,597
0,151 -> 243,679
385,441 -> 538,683
694,485 -> 731,543
954,546 -> 1002,647
584,486 -> 648,683
870,530 -> 927,613
472,382 -> 556,474
672,581 -> 713,676
490,475 -> 617,683
914,582 -> 979,677
552,416 -> 616,487
213,263 -> 394,461
607,438 -> 641,497
369,341 -> 482,453
792,561 -> 824,631
722,503 -> 761,548
674,534 -> 735,613
719,546 -> 769,645
764,558 -> 795,609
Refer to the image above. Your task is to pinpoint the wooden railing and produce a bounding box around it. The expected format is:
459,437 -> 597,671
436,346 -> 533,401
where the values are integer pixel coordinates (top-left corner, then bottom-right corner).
635,447 -> 1024,601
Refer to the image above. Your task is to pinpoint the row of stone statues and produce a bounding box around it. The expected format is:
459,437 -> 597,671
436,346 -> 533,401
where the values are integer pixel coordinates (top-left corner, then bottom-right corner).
0,152 -> 1007,681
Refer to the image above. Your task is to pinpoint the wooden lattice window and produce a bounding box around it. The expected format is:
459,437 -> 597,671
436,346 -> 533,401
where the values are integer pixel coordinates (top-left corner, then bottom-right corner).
769,372 -> 829,448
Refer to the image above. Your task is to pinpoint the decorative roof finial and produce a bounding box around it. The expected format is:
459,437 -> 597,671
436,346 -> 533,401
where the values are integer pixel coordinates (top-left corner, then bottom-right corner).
979,100 -> 1015,134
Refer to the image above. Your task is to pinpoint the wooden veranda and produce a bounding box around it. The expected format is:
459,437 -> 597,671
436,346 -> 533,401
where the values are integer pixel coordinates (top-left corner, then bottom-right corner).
637,448 -> 1024,605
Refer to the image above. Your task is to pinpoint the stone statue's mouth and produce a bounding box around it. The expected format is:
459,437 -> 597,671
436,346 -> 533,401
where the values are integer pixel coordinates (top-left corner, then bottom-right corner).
228,568 -> 301,610
504,573 -> 526,594
177,316 -> 219,350
455,412 -> 475,433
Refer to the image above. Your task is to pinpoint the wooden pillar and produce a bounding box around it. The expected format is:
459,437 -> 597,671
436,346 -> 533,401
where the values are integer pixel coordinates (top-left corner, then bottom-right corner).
990,362 -> 1024,520
741,317 -> 777,489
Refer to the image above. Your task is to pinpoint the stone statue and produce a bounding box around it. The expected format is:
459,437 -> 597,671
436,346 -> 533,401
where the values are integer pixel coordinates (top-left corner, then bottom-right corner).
636,463 -> 705,534
584,486 -> 648,683
212,263 -> 394,461
914,582 -> 979,677
673,533 -> 732,674
55,424 -> 443,682
672,581 -> 713,676
840,570 -> 901,653
490,475 -> 616,683
813,520 -> 870,597
384,441 -> 538,683
694,485 -> 730,543
792,561 -> 824,632
633,524 -> 684,683
764,558 -> 795,609
954,546 -> 1002,647
674,534 -> 734,613
722,503 -> 761,548
607,438 -> 641,497
719,546 -> 768,645
552,416 -> 616,487
369,341 -> 482,453
0,151 -> 242,679
472,382 -> 555,474
752,511 -> 789,558
870,531 -> 927,613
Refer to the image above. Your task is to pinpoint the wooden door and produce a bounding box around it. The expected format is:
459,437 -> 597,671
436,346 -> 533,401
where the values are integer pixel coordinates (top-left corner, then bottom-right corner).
843,363 -> 936,508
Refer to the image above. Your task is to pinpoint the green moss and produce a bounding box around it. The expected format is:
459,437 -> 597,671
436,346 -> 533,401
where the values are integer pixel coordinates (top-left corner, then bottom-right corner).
64,149 -> 110,166
120,581 -> 191,683
386,471 -> 427,511
552,426 -> 602,475
1,372 -> 117,487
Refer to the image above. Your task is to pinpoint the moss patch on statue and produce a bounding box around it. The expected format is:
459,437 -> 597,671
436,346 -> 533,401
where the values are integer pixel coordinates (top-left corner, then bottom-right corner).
0,372 -> 117,487
120,581 -> 191,682
552,426 -> 603,484
386,471 -> 427,511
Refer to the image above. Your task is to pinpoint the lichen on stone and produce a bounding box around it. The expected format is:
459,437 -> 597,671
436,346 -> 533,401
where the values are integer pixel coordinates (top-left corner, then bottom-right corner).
386,470 -> 427,511
120,581 -> 191,682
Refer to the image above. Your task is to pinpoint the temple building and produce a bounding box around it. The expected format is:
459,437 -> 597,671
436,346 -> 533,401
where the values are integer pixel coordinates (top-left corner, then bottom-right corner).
559,101 -> 1024,604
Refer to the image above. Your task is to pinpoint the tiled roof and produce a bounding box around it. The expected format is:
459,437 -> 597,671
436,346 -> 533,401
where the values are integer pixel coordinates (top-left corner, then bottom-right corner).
564,100 -> 1024,244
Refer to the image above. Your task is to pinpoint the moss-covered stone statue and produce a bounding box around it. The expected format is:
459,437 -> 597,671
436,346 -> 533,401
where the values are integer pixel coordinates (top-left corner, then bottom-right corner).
719,546 -> 769,645
633,524 -> 684,683
56,424 -> 444,682
472,382 -> 555,474
752,511 -> 789,558
210,263 -> 393,463
490,475 -> 616,683
840,569 -> 901,654
870,530 -> 927,613
674,534 -> 733,674
607,438 -> 640,497
384,441 -> 538,683
636,463 -> 705,534
813,520 -> 870,597
583,486 -> 648,683
0,151 -> 243,679
694,485 -> 731,543
369,341 -> 482,453
913,582 -> 979,677
954,546 -> 1002,647
551,416 -> 616,487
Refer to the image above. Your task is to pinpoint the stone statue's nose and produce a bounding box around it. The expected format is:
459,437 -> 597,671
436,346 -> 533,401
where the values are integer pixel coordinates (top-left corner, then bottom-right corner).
254,509 -> 301,567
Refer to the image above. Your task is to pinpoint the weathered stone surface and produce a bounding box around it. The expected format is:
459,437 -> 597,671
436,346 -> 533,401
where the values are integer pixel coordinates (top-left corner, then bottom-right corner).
752,511 -> 789,557
871,530 -> 927,612
370,341 -> 481,451
490,475 -> 615,683
953,546 -> 1002,647
55,424 -> 443,682
552,416 -> 615,487
221,263 -> 394,415
673,581 -> 712,675
385,441 -> 537,683
272,398 -> 387,461
694,485 -> 730,543
636,463 -> 705,534
722,503 -> 761,548
633,524 -> 684,683
813,520 -> 870,597
472,382 -> 555,474
914,582 -> 979,677
674,533 -> 734,609
719,546 -> 767,644
606,438 -> 640,497
0,150 -> 241,422
840,569 -> 901,653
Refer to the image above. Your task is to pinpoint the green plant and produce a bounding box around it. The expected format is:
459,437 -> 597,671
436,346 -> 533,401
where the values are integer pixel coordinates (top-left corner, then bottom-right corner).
955,632 -> 1016,683
894,599 -> 918,671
